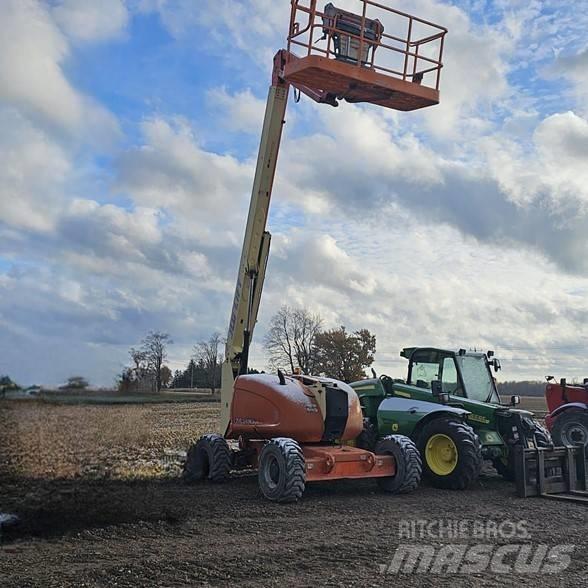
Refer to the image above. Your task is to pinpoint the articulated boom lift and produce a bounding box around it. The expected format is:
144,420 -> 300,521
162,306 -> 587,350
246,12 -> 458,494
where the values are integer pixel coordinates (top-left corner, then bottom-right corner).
185,1 -> 447,502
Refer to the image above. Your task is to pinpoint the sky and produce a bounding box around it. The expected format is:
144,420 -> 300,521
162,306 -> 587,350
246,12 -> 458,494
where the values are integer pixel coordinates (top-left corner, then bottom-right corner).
1,0 -> 588,387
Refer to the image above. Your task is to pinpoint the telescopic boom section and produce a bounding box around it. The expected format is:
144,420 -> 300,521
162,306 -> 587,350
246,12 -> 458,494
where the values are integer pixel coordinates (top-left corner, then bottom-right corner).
221,56 -> 290,434
220,2 -> 448,434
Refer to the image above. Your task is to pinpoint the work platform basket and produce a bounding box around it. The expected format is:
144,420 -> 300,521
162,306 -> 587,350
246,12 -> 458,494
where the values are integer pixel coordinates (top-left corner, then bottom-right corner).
283,0 -> 447,111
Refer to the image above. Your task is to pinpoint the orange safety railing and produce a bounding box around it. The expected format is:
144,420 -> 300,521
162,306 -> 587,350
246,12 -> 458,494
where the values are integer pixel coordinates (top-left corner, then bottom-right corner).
287,0 -> 447,91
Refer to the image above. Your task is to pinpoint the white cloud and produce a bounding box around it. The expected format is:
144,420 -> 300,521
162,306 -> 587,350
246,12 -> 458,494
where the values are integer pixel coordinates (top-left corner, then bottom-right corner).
116,117 -> 253,244
255,210 -> 588,381
206,87 -> 266,134
0,109 -> 70,232
0,0 -> 120,142
551,48 -> 588,104
137,0 -> 288,50
52,0 -> 129,43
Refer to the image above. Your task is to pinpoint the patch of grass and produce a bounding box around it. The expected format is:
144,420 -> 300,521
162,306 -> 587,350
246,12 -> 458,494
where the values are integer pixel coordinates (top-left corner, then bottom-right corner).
0,401 -> 220,480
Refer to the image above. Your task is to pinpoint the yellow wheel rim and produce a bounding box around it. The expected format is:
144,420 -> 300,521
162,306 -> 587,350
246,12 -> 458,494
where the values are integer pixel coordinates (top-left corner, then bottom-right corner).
425,434 -> 458,476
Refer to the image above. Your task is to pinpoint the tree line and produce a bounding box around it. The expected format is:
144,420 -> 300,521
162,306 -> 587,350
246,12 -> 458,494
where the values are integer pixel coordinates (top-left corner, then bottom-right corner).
264,306 -> 376,383
497,381 -> 548,398
3,306 -> 556,396
119,331 -> 225,393
117,306 -> 378,394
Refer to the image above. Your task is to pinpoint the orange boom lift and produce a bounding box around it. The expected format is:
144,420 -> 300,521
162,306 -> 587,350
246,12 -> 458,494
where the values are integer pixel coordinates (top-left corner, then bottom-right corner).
184,1 -> 447,502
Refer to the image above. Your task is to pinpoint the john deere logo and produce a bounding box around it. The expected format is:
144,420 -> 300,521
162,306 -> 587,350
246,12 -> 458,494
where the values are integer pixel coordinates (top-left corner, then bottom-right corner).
392,423 -> 399,431
467,414 -> 490,425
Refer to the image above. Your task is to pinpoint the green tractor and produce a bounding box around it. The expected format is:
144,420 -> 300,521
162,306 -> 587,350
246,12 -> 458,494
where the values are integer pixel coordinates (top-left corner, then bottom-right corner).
350,347 -> 551,490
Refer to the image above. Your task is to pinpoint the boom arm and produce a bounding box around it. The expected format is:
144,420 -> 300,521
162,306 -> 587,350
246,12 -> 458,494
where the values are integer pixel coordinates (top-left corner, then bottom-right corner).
220,54 -> 290,434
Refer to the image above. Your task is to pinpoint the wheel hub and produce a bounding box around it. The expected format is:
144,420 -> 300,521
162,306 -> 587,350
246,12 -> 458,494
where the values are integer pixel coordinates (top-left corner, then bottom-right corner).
425,434 -> 458,476
563,423 -> 588,446
264,455 -> 281,489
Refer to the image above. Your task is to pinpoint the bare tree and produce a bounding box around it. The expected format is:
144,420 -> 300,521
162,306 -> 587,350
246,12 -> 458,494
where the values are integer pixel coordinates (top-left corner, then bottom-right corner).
141,331 -> 173,392
264,306 -> 322,374
194,333 -> 223,394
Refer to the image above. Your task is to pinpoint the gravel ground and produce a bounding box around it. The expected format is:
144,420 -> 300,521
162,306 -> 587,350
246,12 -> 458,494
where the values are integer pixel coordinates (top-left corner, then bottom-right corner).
1,401 -> 586,587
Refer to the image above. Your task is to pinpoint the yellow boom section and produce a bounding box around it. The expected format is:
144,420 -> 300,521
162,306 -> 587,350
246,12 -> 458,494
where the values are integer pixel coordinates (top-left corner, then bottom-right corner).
221,83 -> 289,434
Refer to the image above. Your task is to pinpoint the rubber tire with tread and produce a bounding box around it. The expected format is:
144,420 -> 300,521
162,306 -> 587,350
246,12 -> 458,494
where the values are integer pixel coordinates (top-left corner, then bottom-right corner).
533,423 -> 553,447
418,418 -> 482,490
258,438 -> 306,503
375,435 -> 422,494
356,418 -> 378,452
183,434 -> 232,483
493,454 -> 515,481
551,409 -> 588,447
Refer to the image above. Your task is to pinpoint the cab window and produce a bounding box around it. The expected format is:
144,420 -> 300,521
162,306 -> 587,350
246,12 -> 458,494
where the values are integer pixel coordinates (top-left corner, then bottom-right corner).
409,350 -> 440,388
441,357 -> 461,396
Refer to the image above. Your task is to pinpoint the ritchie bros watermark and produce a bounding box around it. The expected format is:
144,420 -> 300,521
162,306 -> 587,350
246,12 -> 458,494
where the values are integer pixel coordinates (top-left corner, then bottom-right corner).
379,519 -> 575,575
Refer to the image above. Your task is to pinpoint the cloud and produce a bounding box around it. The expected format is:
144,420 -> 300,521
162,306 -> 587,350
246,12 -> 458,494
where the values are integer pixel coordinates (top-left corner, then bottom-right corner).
0,109 -> 70,232
116,117 -> 253,243
137,0 -> 288,51
272,232 -> 377,295
273,100 -> 588,275
0,0 -> 120,143
206,87 -> 266,134
52,0 -> 129,43
255,210 -> 588,380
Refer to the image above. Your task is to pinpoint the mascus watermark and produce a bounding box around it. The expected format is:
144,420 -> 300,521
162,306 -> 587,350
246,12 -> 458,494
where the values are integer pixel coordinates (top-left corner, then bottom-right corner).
379,520 -> 575,575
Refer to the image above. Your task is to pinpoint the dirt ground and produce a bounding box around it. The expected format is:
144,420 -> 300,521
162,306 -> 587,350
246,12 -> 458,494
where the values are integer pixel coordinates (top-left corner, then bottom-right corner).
1,400 -> 586,588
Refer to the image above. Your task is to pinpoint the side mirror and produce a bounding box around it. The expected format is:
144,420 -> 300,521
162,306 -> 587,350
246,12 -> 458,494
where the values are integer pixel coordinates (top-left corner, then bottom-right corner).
511,395 -> 520,406
493,359 -> 502,373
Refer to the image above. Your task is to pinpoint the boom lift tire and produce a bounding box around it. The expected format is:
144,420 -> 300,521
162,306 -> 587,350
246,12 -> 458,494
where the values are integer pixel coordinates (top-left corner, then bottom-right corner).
376,435 -> 422,494
551,410 -> 588,448
418,418 -> 482,490
183,434 -> 232,483
258,438 -> 306,503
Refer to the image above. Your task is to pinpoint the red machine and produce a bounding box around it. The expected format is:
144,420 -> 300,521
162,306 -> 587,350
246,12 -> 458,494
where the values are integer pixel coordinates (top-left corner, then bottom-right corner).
545,378 -> 588,448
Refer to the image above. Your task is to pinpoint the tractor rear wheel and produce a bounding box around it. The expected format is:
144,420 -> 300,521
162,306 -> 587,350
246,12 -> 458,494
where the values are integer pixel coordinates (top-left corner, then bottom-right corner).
551,410 -> 588,448
375,435 -> 422,494
258,438 -> 305,503
183,434 -> 232,483
418,418 -> 482,490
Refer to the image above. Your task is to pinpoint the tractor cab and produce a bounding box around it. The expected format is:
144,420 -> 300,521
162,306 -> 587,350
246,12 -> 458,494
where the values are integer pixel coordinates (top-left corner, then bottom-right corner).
401,347 -> 503,406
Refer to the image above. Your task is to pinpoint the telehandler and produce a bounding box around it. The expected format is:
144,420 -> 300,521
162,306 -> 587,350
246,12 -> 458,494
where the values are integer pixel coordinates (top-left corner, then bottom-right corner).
351,347 -> 553,490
